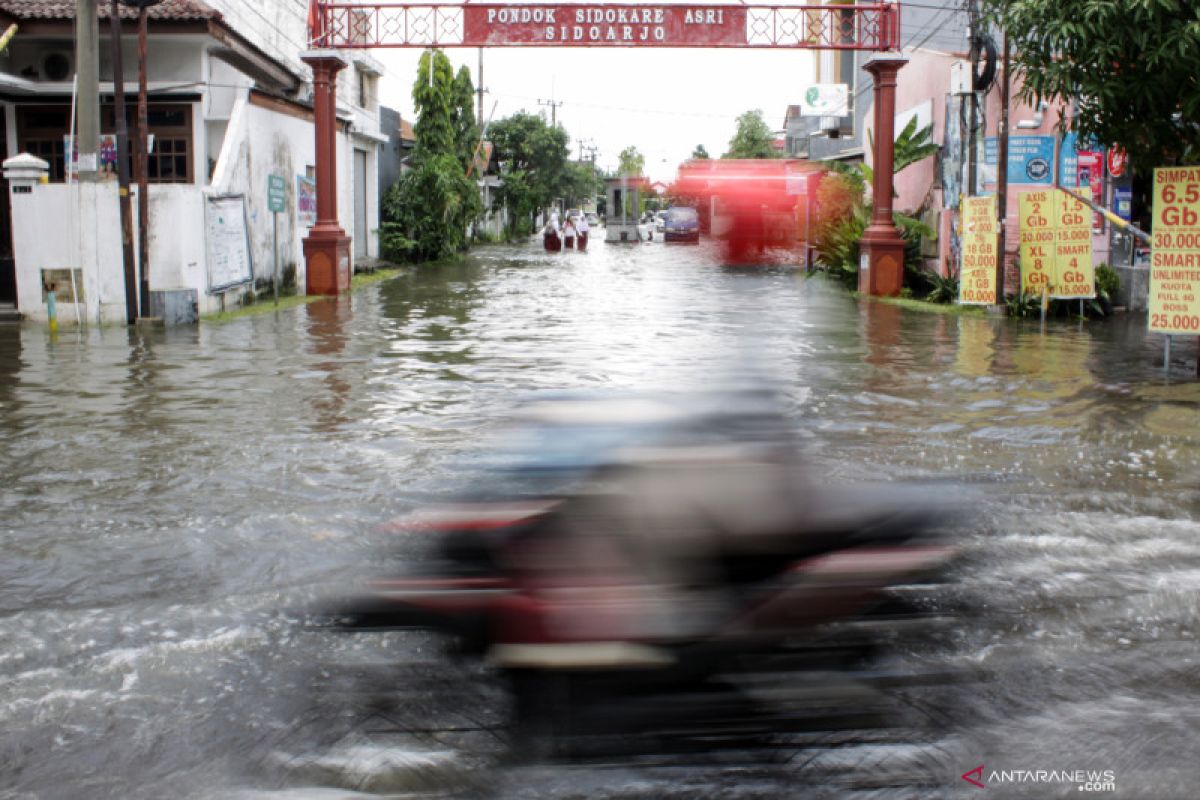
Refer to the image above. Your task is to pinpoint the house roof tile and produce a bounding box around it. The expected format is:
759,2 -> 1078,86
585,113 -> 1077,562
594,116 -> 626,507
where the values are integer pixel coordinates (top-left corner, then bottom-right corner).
0,0 -> 218,22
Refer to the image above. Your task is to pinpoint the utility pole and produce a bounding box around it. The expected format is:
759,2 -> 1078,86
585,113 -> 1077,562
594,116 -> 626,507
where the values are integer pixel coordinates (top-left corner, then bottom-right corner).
966,0 -> 980,197
136,4 -> 152,318
537,97 -> 562,128
577,137 -> 593,162
995,31 -> 1010,302
74,0 -> 100,179
110,0 -> 138,324
476,47 -> 485,125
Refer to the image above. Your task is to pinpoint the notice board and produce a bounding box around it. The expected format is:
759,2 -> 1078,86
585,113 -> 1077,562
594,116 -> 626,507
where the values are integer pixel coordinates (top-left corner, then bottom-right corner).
205,194 -> 253,293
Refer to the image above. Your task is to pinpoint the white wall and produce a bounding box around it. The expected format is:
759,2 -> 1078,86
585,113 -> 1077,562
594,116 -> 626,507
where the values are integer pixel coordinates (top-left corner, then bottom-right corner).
205,0 -> 310,79
210,93 -> 376,286
12,182 -> 126,324
99,35 -> 208,85
138,185 -> 208,299
206,57 -> 248,122
9,180 -> 237,323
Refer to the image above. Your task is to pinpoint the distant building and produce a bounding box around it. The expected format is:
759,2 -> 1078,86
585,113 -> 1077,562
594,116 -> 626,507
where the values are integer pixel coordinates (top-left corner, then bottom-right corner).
0,0 -> 386,323
378,106 -> 416,214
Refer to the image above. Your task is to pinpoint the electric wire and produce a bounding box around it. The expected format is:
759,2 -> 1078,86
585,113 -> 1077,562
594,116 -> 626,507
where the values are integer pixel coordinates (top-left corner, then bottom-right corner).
902,2 -> 969,51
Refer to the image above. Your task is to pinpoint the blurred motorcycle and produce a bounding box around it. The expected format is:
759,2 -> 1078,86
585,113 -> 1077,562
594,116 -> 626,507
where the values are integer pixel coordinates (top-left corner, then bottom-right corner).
319,393 -> 963,754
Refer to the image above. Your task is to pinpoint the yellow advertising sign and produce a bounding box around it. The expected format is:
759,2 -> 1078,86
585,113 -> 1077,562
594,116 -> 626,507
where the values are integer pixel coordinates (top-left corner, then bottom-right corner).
1017,188 -> 1094,299
960,234 -> 998,305
959,194 -> 997,305
1051,190 -> 1094,299
1018,190 -> 1054,295
1149,166 -> 1200,334
961,195 -> 997,235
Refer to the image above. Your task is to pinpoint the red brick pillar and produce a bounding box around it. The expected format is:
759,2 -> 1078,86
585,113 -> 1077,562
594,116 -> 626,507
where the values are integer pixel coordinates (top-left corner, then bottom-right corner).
858,53 -> 909,297
302,53 -> 351,296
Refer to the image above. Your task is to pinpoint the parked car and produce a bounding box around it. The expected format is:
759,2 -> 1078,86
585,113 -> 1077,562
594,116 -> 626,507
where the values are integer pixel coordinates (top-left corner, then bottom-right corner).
663,206 -> 700,242
586,212 -> 601,227
654,211 -> 667,232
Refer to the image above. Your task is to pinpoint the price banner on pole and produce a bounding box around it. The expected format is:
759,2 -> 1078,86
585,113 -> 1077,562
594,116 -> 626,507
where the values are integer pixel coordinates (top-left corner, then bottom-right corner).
1149,166 -> 1200,334
959,195 -> 998,305
1076,150 -> 1105,233
1018,188 -> 1095,299
1018,189 -> 1054,295
1051,190 -> 1095,299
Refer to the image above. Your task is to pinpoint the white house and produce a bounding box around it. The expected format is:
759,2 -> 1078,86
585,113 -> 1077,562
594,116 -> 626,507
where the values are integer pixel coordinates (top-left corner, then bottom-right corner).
0,0 -> 386,324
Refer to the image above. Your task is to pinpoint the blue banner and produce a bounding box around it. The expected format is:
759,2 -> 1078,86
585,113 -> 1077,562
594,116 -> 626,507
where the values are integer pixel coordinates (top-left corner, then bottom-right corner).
1059,132 -> 1078,187
984,135 -> 1055,185
1113,186 -> 1132,221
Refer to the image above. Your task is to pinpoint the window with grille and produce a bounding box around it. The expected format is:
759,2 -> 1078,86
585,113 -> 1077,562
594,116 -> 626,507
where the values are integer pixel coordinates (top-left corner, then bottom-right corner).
357,68 -> 377,111
17,102 -> 194,184
16,106 -> 70,181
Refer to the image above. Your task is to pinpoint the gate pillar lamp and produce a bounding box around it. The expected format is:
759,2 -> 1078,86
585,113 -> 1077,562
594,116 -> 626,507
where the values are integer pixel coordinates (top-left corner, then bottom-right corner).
301,49 -> 352,296
858,53 -> 908,297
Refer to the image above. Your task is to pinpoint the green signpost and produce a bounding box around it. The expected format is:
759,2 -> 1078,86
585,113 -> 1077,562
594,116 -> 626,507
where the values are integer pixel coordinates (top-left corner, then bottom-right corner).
268,174 -> 287,303
268,174 -> 287,213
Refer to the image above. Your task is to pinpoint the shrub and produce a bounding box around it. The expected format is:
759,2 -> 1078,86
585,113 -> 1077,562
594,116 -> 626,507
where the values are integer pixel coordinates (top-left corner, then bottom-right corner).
923,269 -> 960,304
1095,262 -> 1120,301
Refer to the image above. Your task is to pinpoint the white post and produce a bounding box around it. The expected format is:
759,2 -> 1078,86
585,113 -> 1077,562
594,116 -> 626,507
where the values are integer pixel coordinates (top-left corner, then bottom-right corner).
67,75 -> 78,185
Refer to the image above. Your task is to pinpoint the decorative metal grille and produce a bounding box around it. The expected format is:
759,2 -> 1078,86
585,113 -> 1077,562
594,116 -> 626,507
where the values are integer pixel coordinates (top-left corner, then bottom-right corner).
745,6 -> 891,50
325,6 -> 466,47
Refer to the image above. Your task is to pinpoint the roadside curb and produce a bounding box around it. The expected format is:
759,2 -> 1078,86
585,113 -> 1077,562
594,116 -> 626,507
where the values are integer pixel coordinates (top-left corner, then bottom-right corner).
202,266 -> 406,324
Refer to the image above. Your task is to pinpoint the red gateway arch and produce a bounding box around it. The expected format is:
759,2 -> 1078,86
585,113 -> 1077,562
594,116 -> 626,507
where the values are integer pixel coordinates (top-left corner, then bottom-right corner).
302,1 -> 908,295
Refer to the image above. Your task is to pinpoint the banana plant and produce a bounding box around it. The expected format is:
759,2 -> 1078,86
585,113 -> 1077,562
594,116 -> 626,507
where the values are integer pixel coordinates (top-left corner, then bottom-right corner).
860,116 -> 940,188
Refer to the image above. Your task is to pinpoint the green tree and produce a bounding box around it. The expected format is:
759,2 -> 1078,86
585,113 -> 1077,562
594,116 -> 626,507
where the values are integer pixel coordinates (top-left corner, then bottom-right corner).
489,111 -> 571,236
981,0 -> 1200,169
411,50 -> 456,156
560,160 -> 601,209
691,144 -> 710,160
451,65 -> 479,163
381,50 -> 479,262
451,65 -> 484,236
723,110 -> 779,159
617,146 -> 645,176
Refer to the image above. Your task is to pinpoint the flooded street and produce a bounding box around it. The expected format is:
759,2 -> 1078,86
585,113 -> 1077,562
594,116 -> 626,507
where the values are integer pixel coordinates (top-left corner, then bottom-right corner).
2,234 -> 1198,799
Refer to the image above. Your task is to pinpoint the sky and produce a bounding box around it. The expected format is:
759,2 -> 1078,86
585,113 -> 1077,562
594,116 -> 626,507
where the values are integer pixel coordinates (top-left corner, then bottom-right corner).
375,46 -> 817,183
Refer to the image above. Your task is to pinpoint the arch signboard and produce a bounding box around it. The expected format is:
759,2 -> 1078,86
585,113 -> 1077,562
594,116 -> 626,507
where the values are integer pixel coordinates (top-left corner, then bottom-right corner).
312,3 -> 899,49
301,1 -> 907,296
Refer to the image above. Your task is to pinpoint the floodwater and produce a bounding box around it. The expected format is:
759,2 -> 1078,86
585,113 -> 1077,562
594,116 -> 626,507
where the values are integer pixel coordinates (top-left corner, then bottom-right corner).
1,233 -> 1198,799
